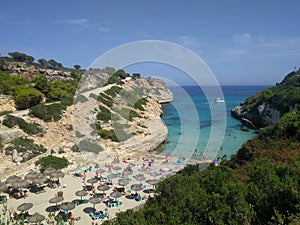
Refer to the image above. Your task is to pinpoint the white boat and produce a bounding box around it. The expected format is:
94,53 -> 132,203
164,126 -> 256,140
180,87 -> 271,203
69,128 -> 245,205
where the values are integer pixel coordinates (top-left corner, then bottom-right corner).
215,98 -> 225,103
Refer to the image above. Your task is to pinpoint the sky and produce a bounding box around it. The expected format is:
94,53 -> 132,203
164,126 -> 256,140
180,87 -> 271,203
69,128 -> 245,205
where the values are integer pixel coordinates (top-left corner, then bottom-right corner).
1,0 -> 300,85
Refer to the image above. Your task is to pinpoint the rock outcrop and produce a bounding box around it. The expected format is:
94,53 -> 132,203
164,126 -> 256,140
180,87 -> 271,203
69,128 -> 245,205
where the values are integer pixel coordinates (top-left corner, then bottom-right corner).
231,70 -> 300,128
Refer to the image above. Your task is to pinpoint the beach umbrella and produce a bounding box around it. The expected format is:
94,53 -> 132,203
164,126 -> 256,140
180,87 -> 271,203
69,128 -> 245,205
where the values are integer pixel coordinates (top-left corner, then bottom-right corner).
96,168 -> 105,175
146,179 -> 158,192
97,184 -> 111,194
75,190 -> 88,200
11,179 -> 29,190
6,175 -> 22,184
32,174 -> 47,185
59,202 -> 75,211
134,174 -> 146,184
122,170 -> 133,177
27,213 -> 45,224
118,179 -> 129,187
138,167 -> 148,174
50,170 -> 65,179
113,166 -> 122,174
17,202 -> 33,212
107,173 -> 118,183
88,196 -> 101,209
150,171 -> 160,180
24,171 -> 40,181
87,178 -> 98,187
0,182 -> 7,193
110,191 -> 122,201
131,184 -> 143,193
49,196 -> 64,208
43,167 -> 56,176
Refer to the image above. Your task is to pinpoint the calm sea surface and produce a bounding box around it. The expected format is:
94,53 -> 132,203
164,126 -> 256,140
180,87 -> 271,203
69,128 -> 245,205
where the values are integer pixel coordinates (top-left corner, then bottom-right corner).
161,85 -> 270,160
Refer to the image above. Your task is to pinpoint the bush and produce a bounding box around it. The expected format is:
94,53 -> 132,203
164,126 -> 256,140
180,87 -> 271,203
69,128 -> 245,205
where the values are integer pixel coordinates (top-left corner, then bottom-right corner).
5,137 -> 47,162
14,86 -> 43,109
98,129 -> 119,142
97,106 -> 111,122
77,139 -> 103,153
29,103 -> 66,122
2,115 -> 43,135
35,155 -> 69,172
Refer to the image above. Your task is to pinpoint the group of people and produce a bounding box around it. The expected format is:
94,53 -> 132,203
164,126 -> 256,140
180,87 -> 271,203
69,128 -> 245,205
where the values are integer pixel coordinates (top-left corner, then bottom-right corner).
7,186 -> 27,199
56,210 -> 81,222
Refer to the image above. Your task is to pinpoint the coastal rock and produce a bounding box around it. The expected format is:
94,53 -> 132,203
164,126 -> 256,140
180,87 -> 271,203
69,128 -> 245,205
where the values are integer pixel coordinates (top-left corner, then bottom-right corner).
0,95 -> 16,113
0,128 -> 25,144
231,71 -> 300,128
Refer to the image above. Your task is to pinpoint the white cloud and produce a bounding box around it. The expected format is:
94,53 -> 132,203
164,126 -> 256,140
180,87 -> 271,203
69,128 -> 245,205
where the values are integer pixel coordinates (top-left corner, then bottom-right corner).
63,19 -> 89,25
224,49 -> 247,55
97,27 -> 111,32
234,33 -> 251,45
178,35 -> 200,48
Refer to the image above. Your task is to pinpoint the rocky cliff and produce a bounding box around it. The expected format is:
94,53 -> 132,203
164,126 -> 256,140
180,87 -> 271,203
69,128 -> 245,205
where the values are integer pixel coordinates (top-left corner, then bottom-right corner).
231,70 -> 300,129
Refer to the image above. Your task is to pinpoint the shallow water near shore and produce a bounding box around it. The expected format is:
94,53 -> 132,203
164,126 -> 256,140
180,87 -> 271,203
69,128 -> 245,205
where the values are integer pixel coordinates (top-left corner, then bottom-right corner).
161,85 -> 270,160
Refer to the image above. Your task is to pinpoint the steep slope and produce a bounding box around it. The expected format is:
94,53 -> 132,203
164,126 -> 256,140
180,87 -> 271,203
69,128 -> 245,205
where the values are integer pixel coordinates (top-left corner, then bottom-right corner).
231,70 -> 300,128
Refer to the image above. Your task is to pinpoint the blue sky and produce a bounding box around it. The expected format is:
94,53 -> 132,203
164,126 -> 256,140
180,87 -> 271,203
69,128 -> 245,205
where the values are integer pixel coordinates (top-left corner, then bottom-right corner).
1,0 -> 300,85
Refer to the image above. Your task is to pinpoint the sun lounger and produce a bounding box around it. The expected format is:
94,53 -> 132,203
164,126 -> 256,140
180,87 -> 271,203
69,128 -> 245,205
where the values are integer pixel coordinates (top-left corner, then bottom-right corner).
89,211 -> 107,219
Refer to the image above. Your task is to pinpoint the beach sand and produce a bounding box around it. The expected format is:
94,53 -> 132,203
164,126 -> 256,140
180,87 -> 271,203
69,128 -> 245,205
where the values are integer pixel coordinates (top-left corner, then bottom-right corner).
0,152 -> 192,224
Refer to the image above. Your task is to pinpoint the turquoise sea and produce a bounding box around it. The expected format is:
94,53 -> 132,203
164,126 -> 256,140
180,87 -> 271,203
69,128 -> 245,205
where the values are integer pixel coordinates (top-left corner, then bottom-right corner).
161,85 -> 270,160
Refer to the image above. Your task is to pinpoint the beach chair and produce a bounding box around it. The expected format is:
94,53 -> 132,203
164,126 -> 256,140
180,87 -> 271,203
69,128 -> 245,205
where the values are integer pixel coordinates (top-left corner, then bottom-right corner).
85,165 -> 93,172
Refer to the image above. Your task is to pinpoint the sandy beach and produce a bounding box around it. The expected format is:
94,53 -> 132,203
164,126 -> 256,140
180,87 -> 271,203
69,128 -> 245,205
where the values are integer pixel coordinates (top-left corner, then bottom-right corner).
0,151 -> 192,224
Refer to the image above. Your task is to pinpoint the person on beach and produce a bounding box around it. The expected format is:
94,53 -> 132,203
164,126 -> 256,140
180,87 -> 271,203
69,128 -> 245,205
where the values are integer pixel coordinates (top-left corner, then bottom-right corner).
165,154 -> 169,163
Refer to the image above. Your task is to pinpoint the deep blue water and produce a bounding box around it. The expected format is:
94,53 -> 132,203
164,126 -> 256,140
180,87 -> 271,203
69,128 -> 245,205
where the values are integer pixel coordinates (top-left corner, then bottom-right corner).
161,85 -> 270,160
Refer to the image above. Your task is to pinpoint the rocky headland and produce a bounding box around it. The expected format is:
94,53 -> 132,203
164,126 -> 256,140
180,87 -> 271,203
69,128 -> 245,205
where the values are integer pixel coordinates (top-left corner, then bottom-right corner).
231,70 -> 300,129
0,55 -> 173,179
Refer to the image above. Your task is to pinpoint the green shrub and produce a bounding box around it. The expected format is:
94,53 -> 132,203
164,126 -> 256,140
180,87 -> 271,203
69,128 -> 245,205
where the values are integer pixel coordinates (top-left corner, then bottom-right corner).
2,115 -> 43,135
133,98 -> 148,111
77,139 -> 103,153
118,108 -> 141,121
73,94 -> 88,104
5,137 -> 47,162
14,86 -> 43,109
98,129 -> 119,142
97,106 -> 111,121
97,94 -> 113,107
29,103 -> 66,122
35,155 -> 69,172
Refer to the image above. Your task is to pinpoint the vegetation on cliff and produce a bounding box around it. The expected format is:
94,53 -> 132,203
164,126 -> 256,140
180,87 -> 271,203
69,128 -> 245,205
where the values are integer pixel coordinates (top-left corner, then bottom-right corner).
103,74 -> 300,224
232,70 -> 300,128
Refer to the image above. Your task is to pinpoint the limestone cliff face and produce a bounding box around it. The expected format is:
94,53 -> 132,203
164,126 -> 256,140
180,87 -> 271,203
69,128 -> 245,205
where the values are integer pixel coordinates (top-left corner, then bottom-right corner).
73,77 -> 173,158
231,71 -> 300,129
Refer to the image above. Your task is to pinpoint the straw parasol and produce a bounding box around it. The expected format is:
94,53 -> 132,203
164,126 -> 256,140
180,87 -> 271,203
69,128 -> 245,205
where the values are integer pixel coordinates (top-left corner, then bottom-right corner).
6,175 -> 22,185
113,166 -> 122,174
110,191 -> 122,201
75,190 -> 88,200
50,170 -> 65,179
96,168 -> 105,175
97,184 -> 111,194
11,179 -> 29,190
27,213 -> 45,223
17,202 -> 33,212
24,171 -> 40,181
122,170 -> 133,177
59,202 -> 75,211
149,171 -> 161,180
32,174 -> 47,186
131,184 -> 143,193
49,196 -> 64,208
134,174 -> 146,184
0,182 -> 7,193
88,196 -> 101,209
43,168 -> 57,176
118,179 -> 129,187
87,178 -> 98,187
107,173 -> 118,183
